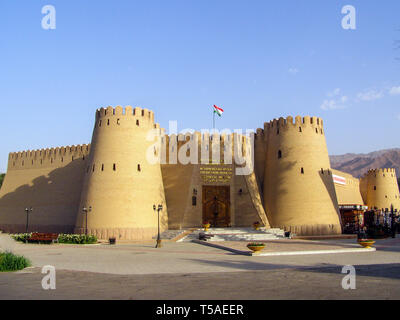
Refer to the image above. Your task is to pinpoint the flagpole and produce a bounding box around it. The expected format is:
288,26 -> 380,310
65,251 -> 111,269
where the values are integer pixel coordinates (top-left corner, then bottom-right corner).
213,110 -> 215,131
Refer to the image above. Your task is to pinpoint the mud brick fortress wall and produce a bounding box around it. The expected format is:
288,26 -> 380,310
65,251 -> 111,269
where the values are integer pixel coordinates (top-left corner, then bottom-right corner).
74,106 -> 168,240
331,169 -> 364,206
0,145 -> 90,234
260,116 -> 342,236
0,106 -> 398,239
161,130 -> 269,230
360,169 -> 400,211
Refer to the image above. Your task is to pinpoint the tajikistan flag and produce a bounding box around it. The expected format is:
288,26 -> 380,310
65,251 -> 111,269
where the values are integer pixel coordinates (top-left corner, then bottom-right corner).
213,105 -> 224,117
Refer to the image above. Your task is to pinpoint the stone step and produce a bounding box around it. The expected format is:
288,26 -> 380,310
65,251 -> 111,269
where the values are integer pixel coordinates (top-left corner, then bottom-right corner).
200,228 -> 285,235
153,229 -> 187,240
178,227 -> 287,242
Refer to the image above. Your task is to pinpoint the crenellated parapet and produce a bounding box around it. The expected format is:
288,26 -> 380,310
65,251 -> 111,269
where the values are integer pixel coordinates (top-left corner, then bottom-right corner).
94,106 -> 156,129
255,128 -> 265,140
263,116 -> 324,136
362,168 -> 397,178
8,144 -> 90,170
264,115 -> 324,129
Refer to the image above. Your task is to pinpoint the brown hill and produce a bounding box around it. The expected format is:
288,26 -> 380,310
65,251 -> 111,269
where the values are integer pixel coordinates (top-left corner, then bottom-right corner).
330,149 -> 400,178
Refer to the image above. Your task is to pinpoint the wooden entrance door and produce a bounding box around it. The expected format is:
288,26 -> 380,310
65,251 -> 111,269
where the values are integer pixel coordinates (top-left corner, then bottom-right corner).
202,186 -> 230,227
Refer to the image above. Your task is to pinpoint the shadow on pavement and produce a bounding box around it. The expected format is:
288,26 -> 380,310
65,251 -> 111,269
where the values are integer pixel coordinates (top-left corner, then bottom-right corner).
183,258 -> 400,280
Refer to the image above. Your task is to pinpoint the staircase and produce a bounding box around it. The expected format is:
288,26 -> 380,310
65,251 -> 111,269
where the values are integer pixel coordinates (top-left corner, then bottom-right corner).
153,229 -> 188,241
178,227 -> 287,242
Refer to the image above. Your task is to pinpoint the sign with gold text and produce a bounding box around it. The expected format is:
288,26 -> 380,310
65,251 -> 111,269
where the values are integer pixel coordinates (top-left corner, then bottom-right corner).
200,165 -> 233,184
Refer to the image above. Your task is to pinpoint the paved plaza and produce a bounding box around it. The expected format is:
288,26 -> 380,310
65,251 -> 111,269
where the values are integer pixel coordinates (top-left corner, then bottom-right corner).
1,234 -> 400,299
192,238 -> 376,256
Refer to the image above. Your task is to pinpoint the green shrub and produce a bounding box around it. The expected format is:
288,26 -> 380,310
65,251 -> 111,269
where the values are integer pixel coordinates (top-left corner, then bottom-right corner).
247,242 -> 265,247
11,233 -> 32,243
0,252 -> 31,272
11,233 -> 98,244
58,234 -> 97,244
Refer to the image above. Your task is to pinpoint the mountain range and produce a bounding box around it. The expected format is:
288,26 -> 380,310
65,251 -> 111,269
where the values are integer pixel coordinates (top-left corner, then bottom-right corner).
330,148 -> 400,178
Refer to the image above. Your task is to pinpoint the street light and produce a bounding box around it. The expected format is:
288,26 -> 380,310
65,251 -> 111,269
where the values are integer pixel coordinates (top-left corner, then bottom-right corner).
153,204 -> 163,248
25,207 -> 33,233
82,206 -> 92,236
25,207 -> 33,234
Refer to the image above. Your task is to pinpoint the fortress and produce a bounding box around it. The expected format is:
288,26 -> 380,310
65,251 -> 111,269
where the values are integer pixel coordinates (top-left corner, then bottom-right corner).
0,106 -> 399,240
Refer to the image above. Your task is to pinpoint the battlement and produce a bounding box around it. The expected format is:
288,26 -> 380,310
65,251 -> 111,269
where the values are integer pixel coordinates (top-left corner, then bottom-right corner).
9,144 -> 90,160
362,168 -> 397,178
8,144 -> 90,170
263,116 -> 324,132
255,128 -> 265,140
95,106 -> 155,122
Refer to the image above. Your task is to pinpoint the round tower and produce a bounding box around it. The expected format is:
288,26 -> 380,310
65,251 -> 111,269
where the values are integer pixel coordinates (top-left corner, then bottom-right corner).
75,106 -> 168,240
263,116 -> 342,236
360,168 -> 400,211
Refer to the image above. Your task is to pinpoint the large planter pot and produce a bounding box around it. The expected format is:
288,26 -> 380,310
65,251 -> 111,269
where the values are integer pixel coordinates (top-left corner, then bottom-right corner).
358,240 -> 375,249
109,237 -> 116,245
203,224 -> 210,232
247,244 -> 265,254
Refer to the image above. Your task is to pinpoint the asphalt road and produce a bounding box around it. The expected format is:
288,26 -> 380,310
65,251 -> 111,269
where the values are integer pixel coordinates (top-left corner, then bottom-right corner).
1,263 -> 400,300
1,235 -> 400,299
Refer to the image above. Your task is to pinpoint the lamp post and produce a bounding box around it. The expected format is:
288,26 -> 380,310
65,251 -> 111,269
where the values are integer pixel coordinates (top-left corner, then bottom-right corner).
25,207 -> 33,234
153,204 -> 163,248
82,206 -> 92,236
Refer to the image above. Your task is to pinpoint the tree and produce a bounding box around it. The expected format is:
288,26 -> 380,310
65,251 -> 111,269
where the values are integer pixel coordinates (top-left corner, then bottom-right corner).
0,174 -> 4,189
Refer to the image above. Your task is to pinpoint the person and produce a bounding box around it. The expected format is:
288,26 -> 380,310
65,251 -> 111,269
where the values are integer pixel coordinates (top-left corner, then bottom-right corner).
391,214 -> 396,238
397,216 -> 400,234
358,226 -> 367,240
394,215 -> 399,237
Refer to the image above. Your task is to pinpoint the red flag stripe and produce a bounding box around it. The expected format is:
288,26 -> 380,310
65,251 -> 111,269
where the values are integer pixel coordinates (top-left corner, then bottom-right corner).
214,105 -> 224,112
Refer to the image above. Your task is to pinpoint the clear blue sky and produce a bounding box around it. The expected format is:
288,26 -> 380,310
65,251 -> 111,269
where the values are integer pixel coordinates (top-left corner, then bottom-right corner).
1,0 -> 400,172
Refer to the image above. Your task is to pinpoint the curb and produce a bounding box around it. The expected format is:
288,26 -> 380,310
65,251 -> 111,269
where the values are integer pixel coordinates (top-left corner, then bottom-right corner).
292,235 -> 358,240
251,247 -> 376,256
192,240 -> 376,256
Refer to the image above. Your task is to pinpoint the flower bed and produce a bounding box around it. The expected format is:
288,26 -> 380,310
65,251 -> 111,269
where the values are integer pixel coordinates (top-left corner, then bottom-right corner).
203,221 -> 211,231
247,242 -> 265,247
11,233 -> 98,244
247,242 -> 266,254
11,233 -> 32,243
58,234 -> 98,244
357,239 -> 375,249
0,252 -> 31,272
